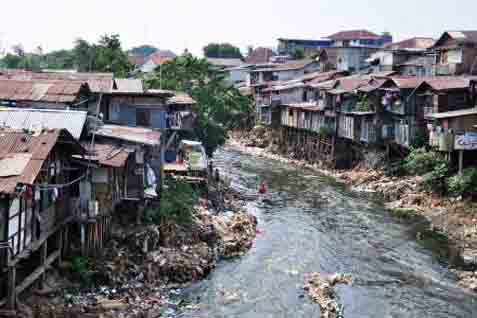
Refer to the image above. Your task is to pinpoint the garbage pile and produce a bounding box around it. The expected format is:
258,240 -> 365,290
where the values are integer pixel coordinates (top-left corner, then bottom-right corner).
212,212 -> 258,258
304,272 -> 352,318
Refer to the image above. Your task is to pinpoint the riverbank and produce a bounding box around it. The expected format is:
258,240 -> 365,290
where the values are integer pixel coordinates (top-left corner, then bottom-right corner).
22,182 -> 257,318
230,130 -> 477,292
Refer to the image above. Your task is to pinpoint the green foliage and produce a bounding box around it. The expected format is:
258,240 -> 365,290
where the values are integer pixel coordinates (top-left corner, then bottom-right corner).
144,55 -> 253,155
43,49 -> 75,69
405,147 -> 446,175
1,35 -> 131,76
144,180 -> 199,225
390,208 -> 417,219
129,45 -> 158,57
318,125 -> 334,138
292,48 -> 305,60
203,43 -> 243,59
447,168 -> 477,197
71,256 -> 92,286
421,163 -> 449,194
356,95 -> 371,112
94,34 -> 132,77
384,160 -> 407,177
411,128 -> 428,149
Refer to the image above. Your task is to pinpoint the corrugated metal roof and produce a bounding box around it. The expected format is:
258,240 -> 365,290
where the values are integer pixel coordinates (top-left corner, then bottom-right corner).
114,79 -> 144,93
0,129 -> 83,194
0,108 -> 87,140
95,124 -> 161,146
80,142 -> 132,168
0,79 -> 87,103
0,70 -> 114,93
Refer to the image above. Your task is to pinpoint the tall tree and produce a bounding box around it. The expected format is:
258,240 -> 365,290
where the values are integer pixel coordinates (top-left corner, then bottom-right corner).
144,55 -> 253,156
94,34 -> 132,77
203,43 -> 243,59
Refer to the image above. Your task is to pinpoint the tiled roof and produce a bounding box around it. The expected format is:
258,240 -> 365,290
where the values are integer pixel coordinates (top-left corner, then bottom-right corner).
0,129 -> 82,194
384,37 -> 435,50
81,142 -> 132,168
245,47 -> 275,64
327,30 -> 380,40
149,51 -> 175,66
0,79 -> 87,103
0,108 -> 88,140
95,124 -> 161,146
423,77 -> 470,91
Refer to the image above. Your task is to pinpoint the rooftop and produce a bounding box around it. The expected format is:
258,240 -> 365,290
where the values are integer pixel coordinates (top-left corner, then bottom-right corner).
326,30 -> 381,41
0,129 -> 83,194
95,124 -> 161,146
114,78 -> 144,93
80,142 -> 132,168
0,108 -> 88,140
384,37 -> 435,50
0,79 -> 89,104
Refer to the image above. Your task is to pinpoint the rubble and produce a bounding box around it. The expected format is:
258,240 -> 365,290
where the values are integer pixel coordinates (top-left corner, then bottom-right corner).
26,180 -> 257,318
303,272 -> 352,318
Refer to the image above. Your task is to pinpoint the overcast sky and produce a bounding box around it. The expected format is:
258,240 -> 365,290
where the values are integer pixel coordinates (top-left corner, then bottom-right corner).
1,0 -> 476,56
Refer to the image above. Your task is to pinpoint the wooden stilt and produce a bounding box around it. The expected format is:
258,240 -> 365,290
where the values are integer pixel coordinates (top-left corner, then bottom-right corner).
7,266 -> 16,310
39,240 -> 47,289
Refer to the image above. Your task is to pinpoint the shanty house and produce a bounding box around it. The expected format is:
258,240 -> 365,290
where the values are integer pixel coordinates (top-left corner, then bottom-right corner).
432,31 -> 477,75
0,128 -> 84,310
247,60 -> 320,87
102,90 -> 196,131
0,80 -> 92,110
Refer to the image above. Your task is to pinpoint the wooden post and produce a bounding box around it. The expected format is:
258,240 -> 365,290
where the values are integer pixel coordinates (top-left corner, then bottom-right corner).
57,229 -> 63,266
7,265 -> 16,310
39,240 -> 47,289
458,150 -> 464,175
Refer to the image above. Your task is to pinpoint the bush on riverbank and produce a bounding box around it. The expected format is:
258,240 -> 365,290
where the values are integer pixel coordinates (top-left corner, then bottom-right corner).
144,180 -> 199,225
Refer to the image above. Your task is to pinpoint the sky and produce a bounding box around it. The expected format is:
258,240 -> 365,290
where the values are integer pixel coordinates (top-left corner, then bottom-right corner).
1,0 -> 477,56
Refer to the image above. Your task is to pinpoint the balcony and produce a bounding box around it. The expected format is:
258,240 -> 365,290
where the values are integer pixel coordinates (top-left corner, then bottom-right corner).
434,64 -> 453,76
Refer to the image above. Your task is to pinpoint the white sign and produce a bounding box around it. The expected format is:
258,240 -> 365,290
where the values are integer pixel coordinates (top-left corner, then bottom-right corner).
455,132 -> 477,150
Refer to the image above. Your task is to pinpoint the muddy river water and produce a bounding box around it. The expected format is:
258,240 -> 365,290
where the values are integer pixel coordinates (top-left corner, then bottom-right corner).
182,146 -> 477,317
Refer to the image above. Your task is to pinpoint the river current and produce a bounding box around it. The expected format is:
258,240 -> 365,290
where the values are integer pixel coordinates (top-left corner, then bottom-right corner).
182,146 -> 477,317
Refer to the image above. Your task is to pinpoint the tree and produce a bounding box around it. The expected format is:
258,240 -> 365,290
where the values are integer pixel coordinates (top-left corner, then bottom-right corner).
72,38 -> 96,72
144,55 -> 253,156
203,43 -> 243,59
95,34 -> 132,77
1,53 -> 23,68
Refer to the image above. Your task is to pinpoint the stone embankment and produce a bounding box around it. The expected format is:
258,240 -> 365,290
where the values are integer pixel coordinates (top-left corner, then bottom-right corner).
24,183 -> 257,318
231,128 -> 477,292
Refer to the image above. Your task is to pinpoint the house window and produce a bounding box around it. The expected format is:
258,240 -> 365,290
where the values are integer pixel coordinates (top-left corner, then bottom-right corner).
136,109 -> 151,127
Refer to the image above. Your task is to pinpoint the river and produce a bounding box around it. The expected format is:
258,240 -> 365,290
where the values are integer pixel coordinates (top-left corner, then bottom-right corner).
182,145 -> 477,318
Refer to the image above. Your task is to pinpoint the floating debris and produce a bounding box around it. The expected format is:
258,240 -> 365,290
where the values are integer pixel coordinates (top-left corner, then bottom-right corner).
304,272 -> 353,318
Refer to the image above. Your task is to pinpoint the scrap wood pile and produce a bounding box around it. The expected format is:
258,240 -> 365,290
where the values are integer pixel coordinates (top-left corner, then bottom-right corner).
304,272 -> 353,318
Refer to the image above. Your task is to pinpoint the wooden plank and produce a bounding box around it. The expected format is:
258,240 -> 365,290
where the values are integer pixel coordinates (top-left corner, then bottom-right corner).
15,250 -> 60,295
8,216 -> 73,267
